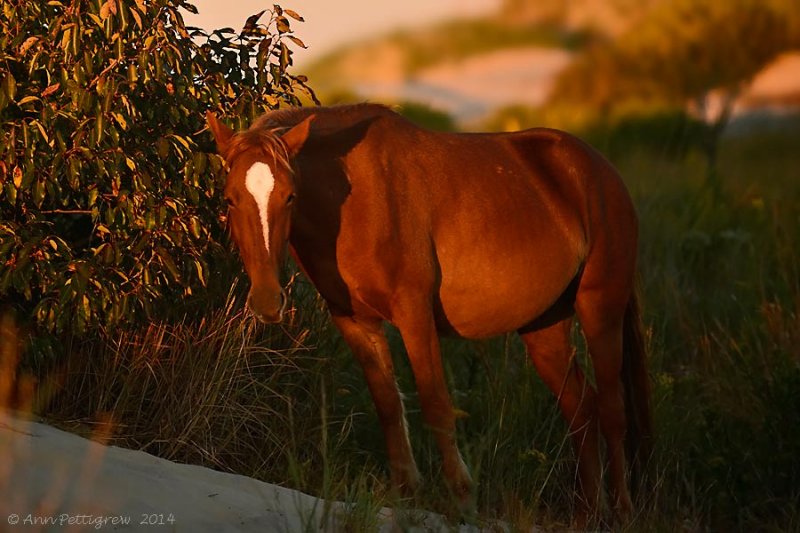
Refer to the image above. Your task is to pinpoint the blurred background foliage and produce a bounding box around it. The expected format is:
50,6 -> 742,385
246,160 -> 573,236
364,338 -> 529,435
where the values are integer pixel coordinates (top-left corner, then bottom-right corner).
308,0 -> 800,139
553,0 -> 800,111
308,0 -> 800,195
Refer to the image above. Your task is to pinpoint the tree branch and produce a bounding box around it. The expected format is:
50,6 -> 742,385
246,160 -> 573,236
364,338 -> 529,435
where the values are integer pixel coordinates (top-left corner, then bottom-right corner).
39,209 -> 92,215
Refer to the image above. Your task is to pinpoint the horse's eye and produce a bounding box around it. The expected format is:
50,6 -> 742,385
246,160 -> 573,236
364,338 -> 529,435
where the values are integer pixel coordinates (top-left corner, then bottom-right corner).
286,193 -> 296,205
224,196 -> 235,208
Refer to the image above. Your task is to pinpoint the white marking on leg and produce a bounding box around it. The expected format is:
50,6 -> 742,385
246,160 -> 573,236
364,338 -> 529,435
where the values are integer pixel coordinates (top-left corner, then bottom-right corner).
457,448 -> 471,484
397,378 -> 420,485
244,162 -> 275,253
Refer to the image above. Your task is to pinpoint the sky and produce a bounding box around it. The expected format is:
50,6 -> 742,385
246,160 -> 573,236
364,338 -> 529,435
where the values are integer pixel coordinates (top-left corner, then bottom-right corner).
185,0 -> 502,65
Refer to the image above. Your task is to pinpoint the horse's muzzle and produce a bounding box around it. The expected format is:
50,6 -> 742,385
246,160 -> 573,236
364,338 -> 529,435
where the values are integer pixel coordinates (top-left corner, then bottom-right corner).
247,288 -> 287,324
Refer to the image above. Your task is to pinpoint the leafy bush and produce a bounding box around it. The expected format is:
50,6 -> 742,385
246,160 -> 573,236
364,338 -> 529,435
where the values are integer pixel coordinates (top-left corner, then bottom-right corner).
395,101 -> 456,132
0,0 -> 314,333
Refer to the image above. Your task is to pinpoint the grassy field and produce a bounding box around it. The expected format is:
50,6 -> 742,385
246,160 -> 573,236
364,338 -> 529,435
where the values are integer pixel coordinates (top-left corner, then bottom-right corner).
8,117 -> 800,531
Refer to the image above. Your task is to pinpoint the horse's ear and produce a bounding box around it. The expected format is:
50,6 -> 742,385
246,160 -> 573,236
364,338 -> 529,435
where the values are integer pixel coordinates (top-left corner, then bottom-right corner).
206,112 -> 234,158
281,115 -> 315,158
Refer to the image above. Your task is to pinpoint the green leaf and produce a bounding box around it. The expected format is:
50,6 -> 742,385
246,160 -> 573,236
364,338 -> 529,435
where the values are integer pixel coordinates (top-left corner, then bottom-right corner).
100,0 -> 117,20
192,152 -> 207,175
68,159 -> 80,190
244,10 -> 266,29
130,7 -> 142,29
32,180 -> 46,207
112,112 -> 128,130
194,259 -> 206,286
280,42 -> 290,70
31,120 -> 50,145
17,96 -> 40,105
189,216 -> 201,239
19,36 -> 39,55
276,16 -> 290,34
284,9 -> 304,22
168,134 -> 191,151
156,137 -> 170,158
88,187 -> 99,207
4,74 -> 17,102
88,13 -> 104,28
156,246 -> 180,282
287,36 -> 306,49
60,27 -> 72,52
94,113 -> 105,145
41,83 -> 60,98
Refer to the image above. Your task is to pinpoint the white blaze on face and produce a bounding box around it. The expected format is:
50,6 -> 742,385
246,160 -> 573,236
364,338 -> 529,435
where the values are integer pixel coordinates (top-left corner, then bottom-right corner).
244,162 -> 275,254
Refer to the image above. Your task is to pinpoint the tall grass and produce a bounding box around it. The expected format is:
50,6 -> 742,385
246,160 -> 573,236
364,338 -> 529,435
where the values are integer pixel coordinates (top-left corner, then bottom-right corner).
621,126 -> 800,531
5,120 -> 799,531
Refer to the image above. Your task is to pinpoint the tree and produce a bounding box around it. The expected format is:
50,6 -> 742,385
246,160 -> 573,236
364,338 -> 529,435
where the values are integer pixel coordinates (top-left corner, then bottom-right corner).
0,0 -> 314,333
552,0 -> 800,180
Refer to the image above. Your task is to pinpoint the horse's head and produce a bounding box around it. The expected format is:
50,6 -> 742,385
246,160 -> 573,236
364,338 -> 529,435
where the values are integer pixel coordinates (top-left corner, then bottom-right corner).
207,112 -> 314,323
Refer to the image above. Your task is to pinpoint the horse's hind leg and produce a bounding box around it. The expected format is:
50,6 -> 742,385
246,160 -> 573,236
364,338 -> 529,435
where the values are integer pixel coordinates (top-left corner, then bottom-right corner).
573,165 -> 640,521
519,318 -> 601,526
575,287 -> 634,519
331,314 -> 420,494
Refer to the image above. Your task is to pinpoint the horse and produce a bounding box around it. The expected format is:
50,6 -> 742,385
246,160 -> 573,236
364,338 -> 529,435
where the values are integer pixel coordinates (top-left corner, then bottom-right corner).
206,104 -> 652,525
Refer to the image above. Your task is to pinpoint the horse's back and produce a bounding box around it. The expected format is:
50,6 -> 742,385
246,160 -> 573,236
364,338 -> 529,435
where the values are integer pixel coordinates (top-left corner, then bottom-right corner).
317,113 -> 637,338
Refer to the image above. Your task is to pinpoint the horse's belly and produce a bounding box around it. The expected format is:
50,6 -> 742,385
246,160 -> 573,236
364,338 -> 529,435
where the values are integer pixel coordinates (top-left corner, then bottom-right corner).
434,251 -> 581,339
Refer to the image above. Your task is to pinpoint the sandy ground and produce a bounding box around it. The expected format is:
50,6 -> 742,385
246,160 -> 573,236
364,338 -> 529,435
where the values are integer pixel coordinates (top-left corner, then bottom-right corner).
0,411 -> 495,532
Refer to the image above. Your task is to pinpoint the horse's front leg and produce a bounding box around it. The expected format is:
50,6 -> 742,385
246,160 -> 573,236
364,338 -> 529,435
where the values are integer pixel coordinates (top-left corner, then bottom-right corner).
332,314 -> 420,494
393,304 -> 473,507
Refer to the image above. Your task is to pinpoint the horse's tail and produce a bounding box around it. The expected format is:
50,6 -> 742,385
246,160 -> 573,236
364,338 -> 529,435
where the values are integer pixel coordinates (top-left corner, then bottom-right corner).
622,289 -> 653,493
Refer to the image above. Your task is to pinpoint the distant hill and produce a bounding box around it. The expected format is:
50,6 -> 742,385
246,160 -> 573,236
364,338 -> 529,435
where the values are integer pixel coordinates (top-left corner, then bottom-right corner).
304,0 -> 660,91
302,14 -> 586,125
302,1 -> 800,128
304,18 -> 585,91
301,0 -> 668,124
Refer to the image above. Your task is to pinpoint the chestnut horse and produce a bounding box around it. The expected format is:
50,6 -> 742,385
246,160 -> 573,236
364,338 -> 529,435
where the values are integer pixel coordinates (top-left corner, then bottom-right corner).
206,104 -> 651,524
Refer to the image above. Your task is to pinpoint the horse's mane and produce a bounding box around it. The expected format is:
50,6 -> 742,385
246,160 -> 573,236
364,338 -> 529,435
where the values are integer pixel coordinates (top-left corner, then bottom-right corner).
224,104 -> 395,167
225,124 -> 290,168
255,103 -> 395,131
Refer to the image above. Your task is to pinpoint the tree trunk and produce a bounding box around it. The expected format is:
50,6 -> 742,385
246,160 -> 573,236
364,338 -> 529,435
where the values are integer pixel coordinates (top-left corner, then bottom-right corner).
695,87 -> 740,198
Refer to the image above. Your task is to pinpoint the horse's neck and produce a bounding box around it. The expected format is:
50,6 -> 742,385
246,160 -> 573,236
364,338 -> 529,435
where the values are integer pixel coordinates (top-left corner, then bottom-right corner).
290,105 -> 404,200
310,106 -> 393,136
